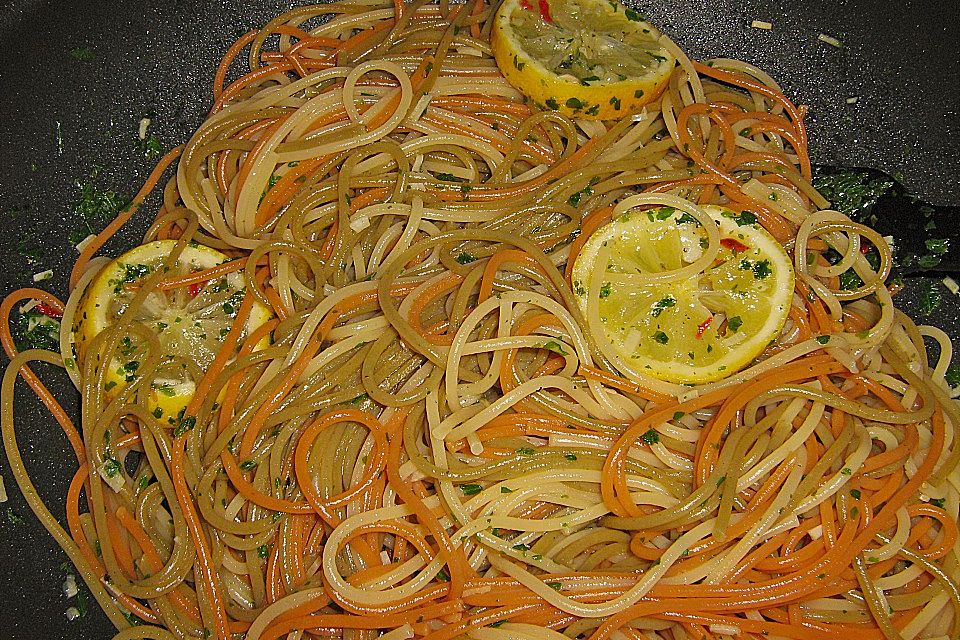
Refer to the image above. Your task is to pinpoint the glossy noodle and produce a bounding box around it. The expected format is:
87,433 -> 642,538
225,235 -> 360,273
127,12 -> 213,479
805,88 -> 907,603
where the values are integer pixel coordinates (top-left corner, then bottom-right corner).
2,2 -> 958,639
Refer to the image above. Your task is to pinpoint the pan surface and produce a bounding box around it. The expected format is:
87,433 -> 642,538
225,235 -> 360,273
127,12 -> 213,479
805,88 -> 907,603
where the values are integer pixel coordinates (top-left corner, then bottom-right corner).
0,0 -> 957,637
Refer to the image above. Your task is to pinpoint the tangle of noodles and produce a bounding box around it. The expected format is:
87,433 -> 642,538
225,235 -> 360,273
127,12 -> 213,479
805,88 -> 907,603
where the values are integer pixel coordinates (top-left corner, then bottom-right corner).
2,2 -> 958,640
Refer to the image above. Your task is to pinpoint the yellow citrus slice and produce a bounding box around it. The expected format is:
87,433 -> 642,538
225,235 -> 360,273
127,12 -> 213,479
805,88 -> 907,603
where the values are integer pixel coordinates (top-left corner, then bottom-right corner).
571,203 -> 794,384
491,0 -> 676,120
74,240 -> 272,423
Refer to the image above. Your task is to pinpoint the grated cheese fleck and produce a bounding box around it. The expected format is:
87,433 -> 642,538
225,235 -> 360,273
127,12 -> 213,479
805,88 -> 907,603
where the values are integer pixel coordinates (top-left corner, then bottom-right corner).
846,96 -> 859,104
138,117 -> 151,140
63,574 -> 79,598
33,269 -> 54,282
751,20 -> 773,30
18,298 -> 39,315
943,276 -> 959,295
818,33 -> 843,48
75,233 -> 97,253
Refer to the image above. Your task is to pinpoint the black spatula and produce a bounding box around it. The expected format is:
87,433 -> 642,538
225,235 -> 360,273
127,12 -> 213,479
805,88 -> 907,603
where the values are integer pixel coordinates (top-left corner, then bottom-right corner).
812,165 -> 958,275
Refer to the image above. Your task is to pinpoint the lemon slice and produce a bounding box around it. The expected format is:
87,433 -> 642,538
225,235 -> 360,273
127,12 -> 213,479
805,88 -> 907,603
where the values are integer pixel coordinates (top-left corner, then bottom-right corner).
571,204 -> 794,384
491,0 -> 676,120
74,240 -> 272,423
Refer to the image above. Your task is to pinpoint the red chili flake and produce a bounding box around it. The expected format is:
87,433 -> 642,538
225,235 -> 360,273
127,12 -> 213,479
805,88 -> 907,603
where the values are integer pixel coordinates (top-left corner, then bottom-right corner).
720,237 -> 749,253
537,0 -> 553,21
188,282 -> 210,298
860,244 -> 871,254
520,0 -> 534,9
695,316 -> 713,339
35,302 -> 63,319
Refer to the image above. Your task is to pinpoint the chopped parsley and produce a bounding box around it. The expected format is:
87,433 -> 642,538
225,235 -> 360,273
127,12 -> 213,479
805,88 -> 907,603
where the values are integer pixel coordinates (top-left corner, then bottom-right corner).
174,415 -> 197,437
137,135 -> 164,160
926,238 -> 950,255
69,179 -> 130,246
812,169 -> 893,222
723,210 -> 757,226
651,296 -> 676,317
460,484 -> 482,496
944,364 -> 960,388
540,340 -> 568,355
641,429 -> 660,445
752,259 -> 772,279
653,331 -> 669,344
455,252 -> 476,264
69,47 -> 94,61
103,458 -> 121,478
727,316 -> 743,333
12,309 -> 60,352
919,281 -> 942,316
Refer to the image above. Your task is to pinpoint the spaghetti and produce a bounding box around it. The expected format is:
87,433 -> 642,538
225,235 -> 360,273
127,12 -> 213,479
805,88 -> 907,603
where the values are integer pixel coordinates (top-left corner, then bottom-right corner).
2,2 -> 958,640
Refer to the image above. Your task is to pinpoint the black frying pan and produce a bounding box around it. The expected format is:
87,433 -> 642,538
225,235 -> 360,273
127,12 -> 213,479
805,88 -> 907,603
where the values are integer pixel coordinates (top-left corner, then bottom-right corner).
0,1 -> 957,637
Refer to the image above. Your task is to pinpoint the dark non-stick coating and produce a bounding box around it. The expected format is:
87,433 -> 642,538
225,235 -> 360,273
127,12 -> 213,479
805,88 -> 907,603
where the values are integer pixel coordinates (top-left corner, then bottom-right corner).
0,0 -> 957,637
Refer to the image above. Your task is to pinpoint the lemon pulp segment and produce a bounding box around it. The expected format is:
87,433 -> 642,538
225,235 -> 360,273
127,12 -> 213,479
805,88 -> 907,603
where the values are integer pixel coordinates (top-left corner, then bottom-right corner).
571,205 -> 795,383
492,0 -> 676,120
74,240 -> 272,422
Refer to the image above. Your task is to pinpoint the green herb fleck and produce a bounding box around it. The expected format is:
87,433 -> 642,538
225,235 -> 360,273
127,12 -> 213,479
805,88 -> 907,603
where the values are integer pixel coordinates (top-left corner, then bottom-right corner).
812,170 -> 893,222
541,340 -> 568,355
173,415 -> 196,438
69,47 -> 94,61
944,364 -> 960,388
103,458 -> 121,478
137,135 -> 164,160
919,281 -> 942,316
